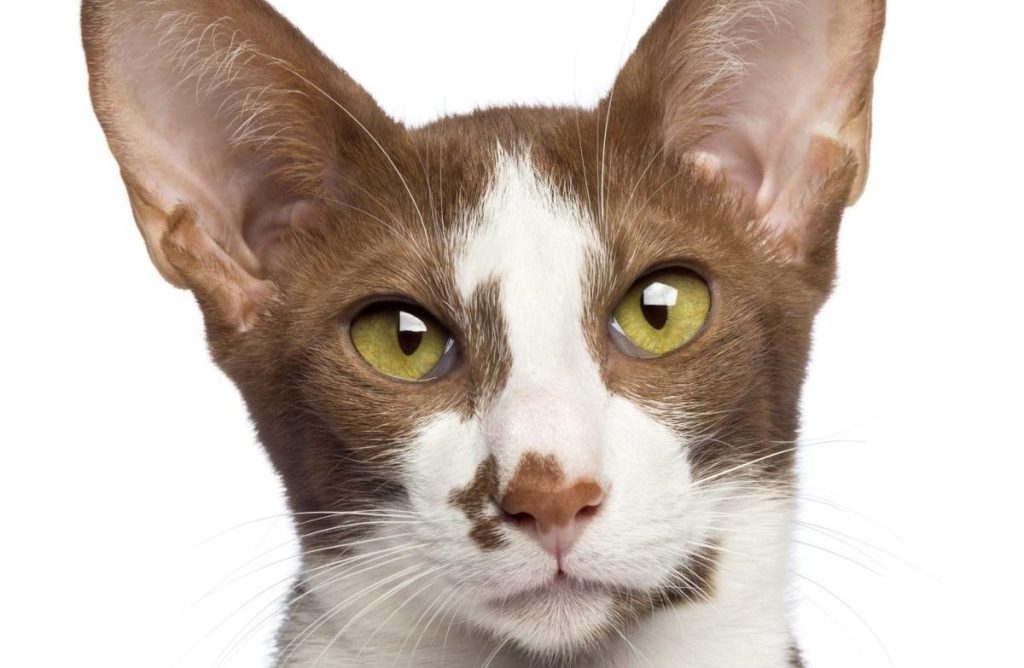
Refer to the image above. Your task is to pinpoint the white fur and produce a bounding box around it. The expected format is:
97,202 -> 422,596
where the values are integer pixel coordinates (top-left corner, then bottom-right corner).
455,149 -> 607,483
281,151 -> 794,666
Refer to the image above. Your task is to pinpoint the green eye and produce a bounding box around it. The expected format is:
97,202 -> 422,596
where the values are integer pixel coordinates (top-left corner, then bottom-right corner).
350,302 -> 454,380
611,268 -> 711,356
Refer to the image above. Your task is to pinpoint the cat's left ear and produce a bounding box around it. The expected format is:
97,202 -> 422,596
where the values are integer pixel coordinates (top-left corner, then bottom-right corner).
612,0 -> 885,263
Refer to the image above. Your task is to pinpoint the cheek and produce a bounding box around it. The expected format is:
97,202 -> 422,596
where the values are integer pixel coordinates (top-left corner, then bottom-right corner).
402,412 -> 487,511
569,396 -> 703,585
397,398 -> 720,596
400,412 -> 549,591
604,396 -> 694,498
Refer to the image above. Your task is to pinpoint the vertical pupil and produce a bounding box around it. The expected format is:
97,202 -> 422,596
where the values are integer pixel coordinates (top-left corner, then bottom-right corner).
640,280 -> 676,330
397,310 -> 426,356
641,299 -> 668,330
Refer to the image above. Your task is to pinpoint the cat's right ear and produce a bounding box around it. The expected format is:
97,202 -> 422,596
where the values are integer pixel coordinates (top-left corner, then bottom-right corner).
82,0 -> 400,331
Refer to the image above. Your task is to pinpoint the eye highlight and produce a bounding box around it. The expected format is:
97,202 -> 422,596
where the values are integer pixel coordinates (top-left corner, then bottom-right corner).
350,302 -> 455,380
611,268 -> 711,357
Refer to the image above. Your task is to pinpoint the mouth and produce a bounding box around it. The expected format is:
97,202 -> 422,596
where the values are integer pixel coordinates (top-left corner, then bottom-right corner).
490,572 -> 610,611
478,572 -> 622,653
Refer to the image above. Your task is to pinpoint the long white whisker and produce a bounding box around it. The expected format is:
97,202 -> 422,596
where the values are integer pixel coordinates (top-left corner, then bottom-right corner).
311,565 -> 445,667
794,572 -> 894,667
401,583 -> 464,666
353,568 -> 451,663
692,446 -> 800,487
216,545 -> 424,667
276,562 -> 425,667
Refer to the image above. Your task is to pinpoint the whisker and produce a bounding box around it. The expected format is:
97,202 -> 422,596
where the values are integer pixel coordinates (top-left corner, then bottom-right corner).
794,572 -> 894,667
194,509 -> 416,548
611,624 -> 653,667
193,539 -> 420,661
311,565 -> 446,667
199,525 -> 420,605
400,583 -> 465,666
794,539 -> 884,577
691,446 -> 800,487
352,568 -> 451,663
216,545 -> 425,667
480,634 -> 512,668
276,561 -> 425,666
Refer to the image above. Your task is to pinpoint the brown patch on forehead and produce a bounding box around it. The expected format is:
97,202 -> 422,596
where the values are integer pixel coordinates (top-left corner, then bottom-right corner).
449,455 -> 507,550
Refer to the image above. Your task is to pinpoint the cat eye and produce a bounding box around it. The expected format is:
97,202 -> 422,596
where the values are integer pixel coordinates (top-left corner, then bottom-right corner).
349,302 -> 456,381
610,267 -> 711,357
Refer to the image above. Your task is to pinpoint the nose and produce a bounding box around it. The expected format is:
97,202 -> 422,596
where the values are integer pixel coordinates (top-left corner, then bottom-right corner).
499,478 -> 605,560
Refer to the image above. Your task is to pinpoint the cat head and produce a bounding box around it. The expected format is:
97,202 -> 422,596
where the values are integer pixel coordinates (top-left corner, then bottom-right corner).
83,0 -> 884,658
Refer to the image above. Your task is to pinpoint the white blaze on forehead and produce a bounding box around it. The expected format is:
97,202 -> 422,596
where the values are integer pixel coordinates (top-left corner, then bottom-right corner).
455,150 -> 597,329
455,149 -> 608,481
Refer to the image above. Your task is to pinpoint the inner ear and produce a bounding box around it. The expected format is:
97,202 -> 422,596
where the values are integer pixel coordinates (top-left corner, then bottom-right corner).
83,0 -> 402,330
609,0 -> 884,263
241,177 -> 318,276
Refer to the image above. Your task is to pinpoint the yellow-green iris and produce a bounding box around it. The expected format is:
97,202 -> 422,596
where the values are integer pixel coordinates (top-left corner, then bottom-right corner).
350,303 -> 451,380
612,268 -> 711,356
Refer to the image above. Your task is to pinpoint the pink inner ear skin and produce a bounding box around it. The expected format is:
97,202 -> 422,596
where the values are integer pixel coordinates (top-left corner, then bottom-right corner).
633,0 -> 883,262
84,0 -> 405,332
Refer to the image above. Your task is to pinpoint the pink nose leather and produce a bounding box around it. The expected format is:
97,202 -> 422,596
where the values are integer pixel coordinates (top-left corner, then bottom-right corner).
500,479 -> 604,559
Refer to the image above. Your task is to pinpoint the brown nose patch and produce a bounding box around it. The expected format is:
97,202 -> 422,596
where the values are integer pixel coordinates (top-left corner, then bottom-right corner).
500,452 -> 603,533
449,455 -> 507,550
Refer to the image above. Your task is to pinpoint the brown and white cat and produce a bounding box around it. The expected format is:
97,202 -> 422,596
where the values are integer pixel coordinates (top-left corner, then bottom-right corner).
81,0 -> 884,665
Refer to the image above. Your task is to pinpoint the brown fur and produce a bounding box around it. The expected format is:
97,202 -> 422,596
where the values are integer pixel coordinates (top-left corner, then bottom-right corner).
449,455 -> 506,551
82,0 -> 885,663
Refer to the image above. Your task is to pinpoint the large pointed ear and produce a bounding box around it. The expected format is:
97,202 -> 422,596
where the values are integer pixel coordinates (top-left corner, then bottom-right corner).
612,0 -> 884,262
82,0 -> 400,330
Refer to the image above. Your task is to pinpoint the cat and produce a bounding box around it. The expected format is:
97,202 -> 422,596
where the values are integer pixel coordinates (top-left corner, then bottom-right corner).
81,0 -> 884,665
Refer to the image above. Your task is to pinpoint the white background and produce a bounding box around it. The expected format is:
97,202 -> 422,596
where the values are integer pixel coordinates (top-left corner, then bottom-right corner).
2,1 -> 1022,666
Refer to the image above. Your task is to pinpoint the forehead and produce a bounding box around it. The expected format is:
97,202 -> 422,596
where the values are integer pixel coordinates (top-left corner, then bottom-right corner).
454,149 -> 597,320
303,106 -> 766,323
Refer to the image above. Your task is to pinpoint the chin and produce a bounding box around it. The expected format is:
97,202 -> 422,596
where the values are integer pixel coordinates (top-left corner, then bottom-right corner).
473,577 -> 620,657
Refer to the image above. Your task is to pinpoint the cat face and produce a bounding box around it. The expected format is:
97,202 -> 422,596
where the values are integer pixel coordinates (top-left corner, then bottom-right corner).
258,140 -> 811,651
82,0 -> 884,659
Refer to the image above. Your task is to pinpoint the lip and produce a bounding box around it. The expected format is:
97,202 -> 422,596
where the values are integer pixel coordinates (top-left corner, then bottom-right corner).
490,574 -> 606,609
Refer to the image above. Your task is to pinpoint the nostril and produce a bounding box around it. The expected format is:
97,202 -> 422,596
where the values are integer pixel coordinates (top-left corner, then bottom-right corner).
498,478 -> 605,553
505,510 -> 534,526
575,502 -> 601,521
